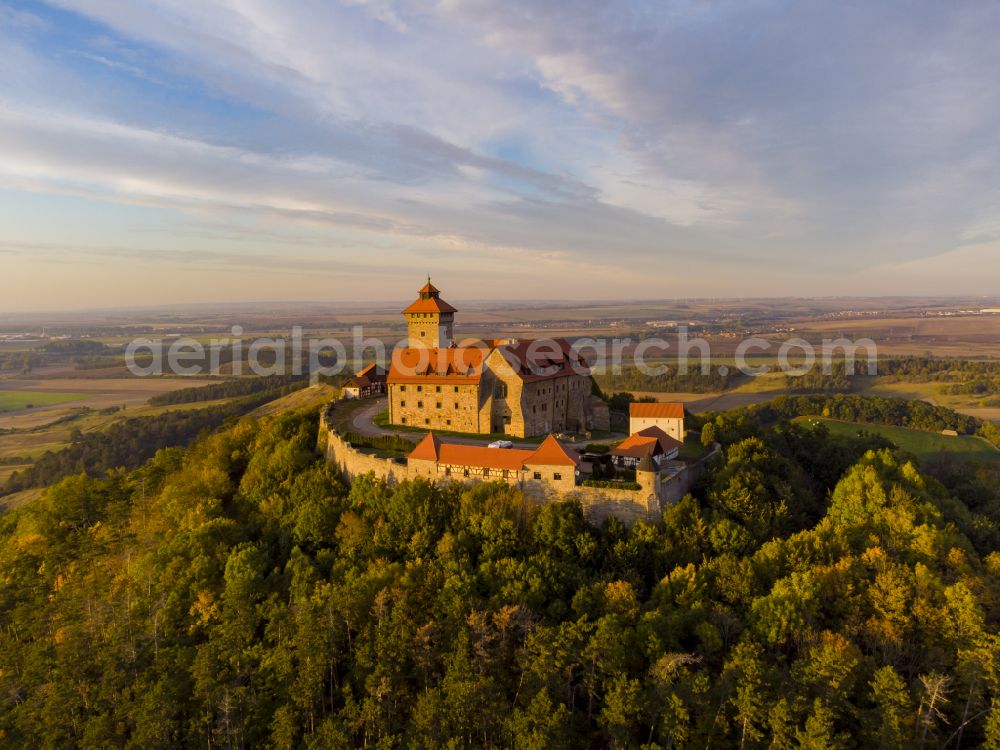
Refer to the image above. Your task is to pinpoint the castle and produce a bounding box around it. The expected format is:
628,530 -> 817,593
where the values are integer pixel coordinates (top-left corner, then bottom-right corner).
318,401 -> 712,526
387,280 -> 609,437
321,278 -> 715,525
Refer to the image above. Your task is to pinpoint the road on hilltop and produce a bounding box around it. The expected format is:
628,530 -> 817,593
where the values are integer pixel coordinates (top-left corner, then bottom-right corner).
344,396 -> 625,449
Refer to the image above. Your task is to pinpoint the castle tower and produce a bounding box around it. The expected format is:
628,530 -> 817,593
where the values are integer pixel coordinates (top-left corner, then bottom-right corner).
402,277 -> 456,348
636,454 -> 661,513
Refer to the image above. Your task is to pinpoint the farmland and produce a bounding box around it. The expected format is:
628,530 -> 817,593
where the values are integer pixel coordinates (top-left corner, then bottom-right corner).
0,390 -> 87,413
795,416 -> 1000,466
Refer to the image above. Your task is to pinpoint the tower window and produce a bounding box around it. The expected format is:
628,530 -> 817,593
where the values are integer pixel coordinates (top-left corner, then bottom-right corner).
554,473 -> 562,480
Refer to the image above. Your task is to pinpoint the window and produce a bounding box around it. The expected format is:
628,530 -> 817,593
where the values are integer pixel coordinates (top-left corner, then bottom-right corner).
463,468 -> 470,477
533,471 -> 542,480
400,400 -> 406,407
436,402 -> 441,408
400,385 -> 406,392
554,473 -> 562,480
417,385 -> 423,392
401,417 -> 407,424
453,386 -> 459,393
444,467 -> 451,476
435,385 -> 441,392
446,419 -> 451,426
424,418 -> 430,425
420,331 -> 426,337
482,467 -> 489,476
502,469 -> 509,478
494,383 -> 507,399
417,400 -> 423,408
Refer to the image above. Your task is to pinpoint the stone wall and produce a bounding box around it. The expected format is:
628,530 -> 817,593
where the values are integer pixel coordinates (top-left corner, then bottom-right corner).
318,400 -> 719,527
389,382 -> 482,433
656,445 -> 720,506
513,374 -> 593,436
405,311 -> 453,347
319,408 -> 409,486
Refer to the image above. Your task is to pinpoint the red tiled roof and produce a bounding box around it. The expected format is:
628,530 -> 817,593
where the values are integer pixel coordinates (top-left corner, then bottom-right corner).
494,338 -> 590,382
630,401 -> 685,419
346,375 -> 371,388
611,426 -> 682,459
388,346 -> 487,384
437,445 -> 534,471
357,363 -> 387,380
525,435 -> 580,466
407,434 -> 579,471
402,296 -> 458,314
418,280 -> 440,294
409,432 -> 442,461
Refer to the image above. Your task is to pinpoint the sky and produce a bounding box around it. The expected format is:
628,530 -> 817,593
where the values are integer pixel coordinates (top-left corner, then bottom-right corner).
2,0 -> 1000,312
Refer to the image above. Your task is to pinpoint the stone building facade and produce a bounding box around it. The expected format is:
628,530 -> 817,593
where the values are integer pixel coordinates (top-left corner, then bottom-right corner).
387,280 -> 609,437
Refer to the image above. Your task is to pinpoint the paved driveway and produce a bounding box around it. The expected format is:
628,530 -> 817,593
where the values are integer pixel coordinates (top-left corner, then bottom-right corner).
341,396 -> 623,448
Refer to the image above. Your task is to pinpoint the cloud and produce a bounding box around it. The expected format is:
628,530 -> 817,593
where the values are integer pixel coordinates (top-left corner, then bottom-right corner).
0,0 -> 998,308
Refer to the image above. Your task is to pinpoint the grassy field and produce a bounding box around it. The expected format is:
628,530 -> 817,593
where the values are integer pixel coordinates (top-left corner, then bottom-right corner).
0,488 -> 45,512
371,408 -> 547,445
250,384 -> 337,417
0,390 -> 87,413
795,417 -> 1000,466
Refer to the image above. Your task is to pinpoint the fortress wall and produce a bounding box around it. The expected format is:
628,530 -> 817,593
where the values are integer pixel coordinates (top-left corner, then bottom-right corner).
319,409 -> 408,486
317,400 -> 719,527
564,486 -> 659,525
654,444 -> 721,506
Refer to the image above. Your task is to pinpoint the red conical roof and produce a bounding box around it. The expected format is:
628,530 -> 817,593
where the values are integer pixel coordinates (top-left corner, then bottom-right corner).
418,280 -> 440,294
525,435 -> 580,466
408,432 -> 441,461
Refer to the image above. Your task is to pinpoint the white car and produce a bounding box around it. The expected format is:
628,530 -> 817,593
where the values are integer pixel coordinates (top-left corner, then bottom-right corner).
488,440 -> 514,449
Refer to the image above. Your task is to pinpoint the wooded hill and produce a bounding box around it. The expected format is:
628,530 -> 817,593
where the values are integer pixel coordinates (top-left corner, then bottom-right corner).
0,400 -> 999,747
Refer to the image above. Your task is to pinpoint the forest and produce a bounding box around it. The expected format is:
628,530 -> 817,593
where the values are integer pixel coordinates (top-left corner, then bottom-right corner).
148,374 -> 308,406
783,364 -> 855,394
878,358 -> 1000,384
594,363 -> 740,395
1,396 -> 1000,748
